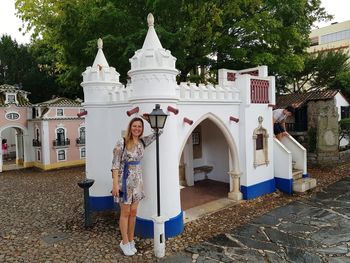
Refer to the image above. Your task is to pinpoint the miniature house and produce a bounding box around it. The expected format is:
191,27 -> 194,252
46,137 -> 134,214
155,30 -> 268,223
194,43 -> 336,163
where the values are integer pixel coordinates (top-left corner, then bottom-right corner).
0,84 -> 86,172
81,14 -> 316,239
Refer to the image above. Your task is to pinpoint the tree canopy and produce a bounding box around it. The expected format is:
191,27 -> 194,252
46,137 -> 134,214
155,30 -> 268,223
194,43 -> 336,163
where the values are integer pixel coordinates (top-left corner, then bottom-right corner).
11,0 -> 331,98
285,50 -> 350,98
0,35 -> 58,102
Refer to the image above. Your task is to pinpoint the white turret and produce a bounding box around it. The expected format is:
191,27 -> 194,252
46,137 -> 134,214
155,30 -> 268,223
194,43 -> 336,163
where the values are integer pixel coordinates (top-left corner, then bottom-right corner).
128,14 -> 179,101
81,39 -> 124,211
82,38 -> 122,103
128,14 -> 183,239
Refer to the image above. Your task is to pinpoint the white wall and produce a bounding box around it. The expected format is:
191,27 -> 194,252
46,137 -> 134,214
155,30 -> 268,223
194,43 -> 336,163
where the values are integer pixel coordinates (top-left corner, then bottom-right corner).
335,92 -> 350,121
335,92 -> 350,147
237,74 -> 274,187
200,119 -> 229,183
84,103 -> 131,197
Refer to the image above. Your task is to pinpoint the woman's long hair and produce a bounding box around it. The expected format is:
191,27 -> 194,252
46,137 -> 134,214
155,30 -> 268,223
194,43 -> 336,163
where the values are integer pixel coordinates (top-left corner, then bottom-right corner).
124,117 -> 144,150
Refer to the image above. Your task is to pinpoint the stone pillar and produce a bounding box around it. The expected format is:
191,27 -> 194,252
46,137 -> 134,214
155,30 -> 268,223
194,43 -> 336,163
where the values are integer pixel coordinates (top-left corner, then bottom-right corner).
228,171 -> 243,200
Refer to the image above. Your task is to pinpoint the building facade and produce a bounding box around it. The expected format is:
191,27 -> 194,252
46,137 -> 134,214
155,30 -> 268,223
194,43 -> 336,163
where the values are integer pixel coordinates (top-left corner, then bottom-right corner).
308,20 -> 350,54
0,84 -> 85,171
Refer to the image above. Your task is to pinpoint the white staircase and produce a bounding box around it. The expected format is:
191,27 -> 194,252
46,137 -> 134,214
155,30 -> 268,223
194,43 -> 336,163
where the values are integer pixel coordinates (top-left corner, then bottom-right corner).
293,168 -> 317,192
274,136 -> 317,193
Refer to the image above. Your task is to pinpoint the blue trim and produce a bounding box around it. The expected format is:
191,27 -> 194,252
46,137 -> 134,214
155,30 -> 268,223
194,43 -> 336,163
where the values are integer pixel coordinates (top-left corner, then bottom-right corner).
135,211 -> 184,238
302,173 -> 309,178
241,179 -> 275,200
89,196 -> 114,211
275,177 -> 293,194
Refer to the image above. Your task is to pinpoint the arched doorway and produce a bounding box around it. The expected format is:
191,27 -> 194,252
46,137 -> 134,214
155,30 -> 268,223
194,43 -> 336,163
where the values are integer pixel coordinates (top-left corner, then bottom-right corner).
179,114 -> 240,217
0,126 -> 26,171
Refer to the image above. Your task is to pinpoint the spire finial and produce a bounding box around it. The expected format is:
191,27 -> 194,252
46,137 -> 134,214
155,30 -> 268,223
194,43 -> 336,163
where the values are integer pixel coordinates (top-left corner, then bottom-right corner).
97,38 -> 103,49
147,13 -> 154,27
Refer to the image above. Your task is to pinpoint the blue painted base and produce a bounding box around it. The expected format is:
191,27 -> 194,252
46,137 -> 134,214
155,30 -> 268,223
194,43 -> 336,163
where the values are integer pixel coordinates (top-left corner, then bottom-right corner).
241,178 -> 275,200
135,211 -> 184,238
89,196 -> 114,211
303,173 -> 309,178
275,177 -> 293,194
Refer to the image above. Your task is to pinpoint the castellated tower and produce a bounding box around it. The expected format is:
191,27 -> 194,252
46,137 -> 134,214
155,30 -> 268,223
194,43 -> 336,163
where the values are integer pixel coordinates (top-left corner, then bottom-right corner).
81,14 -> 183,238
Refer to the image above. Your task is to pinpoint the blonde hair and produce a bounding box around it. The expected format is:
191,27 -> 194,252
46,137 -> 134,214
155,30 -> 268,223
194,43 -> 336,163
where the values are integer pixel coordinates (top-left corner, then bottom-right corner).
124,117 -> 144,150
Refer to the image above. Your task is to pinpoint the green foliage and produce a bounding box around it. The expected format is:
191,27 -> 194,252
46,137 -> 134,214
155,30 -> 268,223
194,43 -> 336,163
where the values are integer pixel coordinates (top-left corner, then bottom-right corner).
307,126 -> 317,153
0,35 -> 59,103
332,71 -> 350,100
13,0 -> 331,98
285,50 -> 350,95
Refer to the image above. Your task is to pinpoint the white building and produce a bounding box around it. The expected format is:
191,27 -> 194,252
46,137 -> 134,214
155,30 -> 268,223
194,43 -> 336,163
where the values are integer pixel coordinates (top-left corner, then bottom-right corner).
81,14 -> 315,238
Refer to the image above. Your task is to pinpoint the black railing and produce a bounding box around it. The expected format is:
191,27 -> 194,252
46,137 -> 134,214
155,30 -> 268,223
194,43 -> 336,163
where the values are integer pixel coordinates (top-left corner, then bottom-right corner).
32,139 -> 41,147
76,137 -> 86,145
53,138 -> 70,147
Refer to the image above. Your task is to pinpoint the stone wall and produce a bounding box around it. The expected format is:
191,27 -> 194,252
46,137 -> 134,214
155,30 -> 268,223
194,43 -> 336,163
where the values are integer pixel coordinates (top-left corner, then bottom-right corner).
306,99 -> 340,165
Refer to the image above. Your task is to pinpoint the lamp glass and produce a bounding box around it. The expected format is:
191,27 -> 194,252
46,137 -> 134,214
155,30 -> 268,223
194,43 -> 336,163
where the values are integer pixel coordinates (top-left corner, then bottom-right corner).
149,104 -> 168,129
149,115 -> 157,128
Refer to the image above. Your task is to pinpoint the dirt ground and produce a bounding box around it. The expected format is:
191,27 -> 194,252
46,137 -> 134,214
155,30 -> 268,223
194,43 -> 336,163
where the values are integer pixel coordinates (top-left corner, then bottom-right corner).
0,163 -> 349,262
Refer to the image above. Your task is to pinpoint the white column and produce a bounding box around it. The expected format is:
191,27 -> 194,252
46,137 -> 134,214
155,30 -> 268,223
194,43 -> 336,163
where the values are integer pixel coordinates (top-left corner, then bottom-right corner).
42,121 -> 51,165
228,171 -> 243,200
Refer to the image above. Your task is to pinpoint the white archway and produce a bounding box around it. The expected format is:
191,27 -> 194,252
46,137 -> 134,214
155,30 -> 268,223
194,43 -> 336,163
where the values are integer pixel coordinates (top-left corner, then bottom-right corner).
178,112 -> 241,210
0,124 -> 29,172
178,112 -> 241,174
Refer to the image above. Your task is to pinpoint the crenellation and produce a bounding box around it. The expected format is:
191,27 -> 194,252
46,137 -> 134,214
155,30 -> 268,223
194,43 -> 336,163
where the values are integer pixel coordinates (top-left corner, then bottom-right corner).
175,82 -> 241,102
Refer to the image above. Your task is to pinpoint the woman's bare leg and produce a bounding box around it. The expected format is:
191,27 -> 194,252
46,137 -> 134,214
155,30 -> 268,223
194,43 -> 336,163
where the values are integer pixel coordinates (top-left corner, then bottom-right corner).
119,203 -> 131,244
128,201 -> 139,242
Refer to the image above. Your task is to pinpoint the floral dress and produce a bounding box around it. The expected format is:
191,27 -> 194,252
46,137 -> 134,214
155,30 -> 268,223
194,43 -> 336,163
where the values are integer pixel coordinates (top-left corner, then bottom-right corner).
111,132 -> 159,204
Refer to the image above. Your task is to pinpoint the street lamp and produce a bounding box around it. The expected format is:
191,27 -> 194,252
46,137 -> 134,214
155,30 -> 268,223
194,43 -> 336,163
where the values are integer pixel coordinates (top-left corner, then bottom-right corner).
148,103 -> 168,258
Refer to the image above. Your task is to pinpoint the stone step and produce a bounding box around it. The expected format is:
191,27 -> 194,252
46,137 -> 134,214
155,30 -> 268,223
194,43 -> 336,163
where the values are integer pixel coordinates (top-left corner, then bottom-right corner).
292,169 -> 303,180
293,177 -> 317,193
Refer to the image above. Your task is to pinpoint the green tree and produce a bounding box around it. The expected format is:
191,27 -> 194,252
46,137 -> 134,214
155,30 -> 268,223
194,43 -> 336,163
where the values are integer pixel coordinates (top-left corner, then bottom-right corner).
0,35 -> 59,103
15,0 -> 331,96
286,50 -> 350,96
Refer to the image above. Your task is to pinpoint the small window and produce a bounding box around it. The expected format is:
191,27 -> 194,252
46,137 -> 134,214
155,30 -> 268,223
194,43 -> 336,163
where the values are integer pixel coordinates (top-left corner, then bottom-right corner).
256,134 -> 263,150
57,109 -> 64,116
36,128 -> 40,141
310,37 -> 319,46
227,72 -> 236,81
58,150 -> 66,161
341,106 -> 350,119
79,127 -> 85,140
192,132 -> 200,145
57,128 -> 65,142
7,94 -> 16,103
37,150 -> 41,161
81,147 -> 86,158
6,112 -> 20,120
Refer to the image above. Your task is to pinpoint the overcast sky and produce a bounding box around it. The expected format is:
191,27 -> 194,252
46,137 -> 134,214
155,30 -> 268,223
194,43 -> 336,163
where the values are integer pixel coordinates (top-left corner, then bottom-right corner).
0,0 -> 349,44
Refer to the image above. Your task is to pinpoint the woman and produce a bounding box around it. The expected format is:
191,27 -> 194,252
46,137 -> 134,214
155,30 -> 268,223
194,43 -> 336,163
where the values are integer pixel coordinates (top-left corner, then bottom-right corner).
111,117 -> 158,256
2,139 -> 8,158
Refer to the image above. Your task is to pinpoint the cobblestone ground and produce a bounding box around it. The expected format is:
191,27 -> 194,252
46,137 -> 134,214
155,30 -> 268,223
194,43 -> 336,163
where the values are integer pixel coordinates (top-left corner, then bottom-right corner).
1,164 -> 350,263
162,177 -> 350,262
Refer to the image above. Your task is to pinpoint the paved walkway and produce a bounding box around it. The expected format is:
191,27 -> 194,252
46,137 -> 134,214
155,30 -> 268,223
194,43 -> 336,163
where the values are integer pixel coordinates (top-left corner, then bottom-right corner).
162,177 -> 350,263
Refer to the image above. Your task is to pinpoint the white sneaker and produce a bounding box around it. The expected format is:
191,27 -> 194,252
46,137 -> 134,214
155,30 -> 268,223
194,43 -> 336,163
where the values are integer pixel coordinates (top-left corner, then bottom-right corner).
119,241 -> 135,256
130,240 -> 137,253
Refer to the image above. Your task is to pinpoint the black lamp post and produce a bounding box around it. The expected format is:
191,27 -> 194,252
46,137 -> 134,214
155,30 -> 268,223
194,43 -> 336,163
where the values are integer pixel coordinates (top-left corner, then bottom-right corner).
148,104 -> 168,217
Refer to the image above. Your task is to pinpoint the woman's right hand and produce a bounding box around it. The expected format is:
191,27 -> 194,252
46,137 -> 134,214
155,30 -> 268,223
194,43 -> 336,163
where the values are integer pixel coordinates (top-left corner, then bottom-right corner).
112,184 -> 120,197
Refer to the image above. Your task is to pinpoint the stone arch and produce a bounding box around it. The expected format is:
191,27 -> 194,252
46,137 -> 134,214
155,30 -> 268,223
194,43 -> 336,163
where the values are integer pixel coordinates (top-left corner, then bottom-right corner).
179,112 -> 241,175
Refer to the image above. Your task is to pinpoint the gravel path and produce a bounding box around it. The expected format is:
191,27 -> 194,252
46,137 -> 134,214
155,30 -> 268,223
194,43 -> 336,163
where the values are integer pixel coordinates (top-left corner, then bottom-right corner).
1,164 -> 349,262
